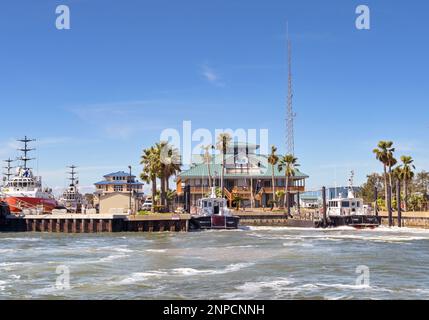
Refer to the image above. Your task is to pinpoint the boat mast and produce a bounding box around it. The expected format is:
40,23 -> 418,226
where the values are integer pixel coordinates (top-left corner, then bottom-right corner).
3,158 -> 15,185
17,136 -> 36,170
67,165 -> 78,187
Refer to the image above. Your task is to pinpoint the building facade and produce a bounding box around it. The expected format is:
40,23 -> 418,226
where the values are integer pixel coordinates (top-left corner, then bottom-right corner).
94,171 -> 144,214
177,143 -> 309,208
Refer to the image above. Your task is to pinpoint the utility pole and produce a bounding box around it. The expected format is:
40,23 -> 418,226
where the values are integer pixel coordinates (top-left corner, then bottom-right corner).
128,165 -> 133,215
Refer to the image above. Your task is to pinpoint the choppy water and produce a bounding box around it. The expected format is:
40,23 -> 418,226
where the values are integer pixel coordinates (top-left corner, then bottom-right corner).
1,226 -> 429,300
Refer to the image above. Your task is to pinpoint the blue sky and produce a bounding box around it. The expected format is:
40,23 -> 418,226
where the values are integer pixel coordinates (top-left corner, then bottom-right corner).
0,0 -> 428,194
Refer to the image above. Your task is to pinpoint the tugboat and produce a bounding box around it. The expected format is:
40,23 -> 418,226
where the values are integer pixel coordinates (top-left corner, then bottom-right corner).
58,165 -> 84,213
189,188 -> 240,230
0,137 -> 57,214
317,171 -> 381,229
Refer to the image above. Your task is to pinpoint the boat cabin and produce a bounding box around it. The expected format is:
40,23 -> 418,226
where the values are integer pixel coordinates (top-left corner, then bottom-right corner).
196,197 -> 230,217
328,196 -> 365,216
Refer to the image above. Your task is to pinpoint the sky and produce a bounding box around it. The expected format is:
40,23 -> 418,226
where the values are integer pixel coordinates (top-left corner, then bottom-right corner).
0,0 -> 428,195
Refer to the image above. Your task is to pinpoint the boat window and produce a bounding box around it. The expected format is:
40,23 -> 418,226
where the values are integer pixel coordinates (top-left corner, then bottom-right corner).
203,201 -> 208,208
342,201 -> 350,208
356,202 -> 361,207
208,202 -> 212,207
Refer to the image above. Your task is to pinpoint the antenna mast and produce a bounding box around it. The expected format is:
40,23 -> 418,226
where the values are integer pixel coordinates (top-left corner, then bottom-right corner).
67,165 -> 78,186
17,136 -> 36,170
3,158 -> 15,184
286,23 -> 296,156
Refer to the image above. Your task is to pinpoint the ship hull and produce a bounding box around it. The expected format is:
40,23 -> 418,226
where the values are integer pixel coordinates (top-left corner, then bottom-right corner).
3,197 -> 57,214
316,215 -> 381,229
189,215 -> 240,231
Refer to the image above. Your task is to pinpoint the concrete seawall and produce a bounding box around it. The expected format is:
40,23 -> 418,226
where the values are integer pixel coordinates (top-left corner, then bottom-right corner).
0,214 -> 190,233
238,213 -> 315,228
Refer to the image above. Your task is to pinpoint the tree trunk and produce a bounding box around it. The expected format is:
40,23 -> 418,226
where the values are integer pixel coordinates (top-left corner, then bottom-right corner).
271,167 -> 276,208
285,175 -> 290,216
207,164 -> 212,188
404,179 -> 408,212
221,152 -> 225,199
160,177 -> 166,212
151,177 -> 157,213
384,166 -> 393,227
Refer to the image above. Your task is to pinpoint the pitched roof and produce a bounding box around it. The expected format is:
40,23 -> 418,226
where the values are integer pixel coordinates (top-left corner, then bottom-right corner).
103,171 -> 135,178
179,154 -> 309,179
95,181 -> 143,186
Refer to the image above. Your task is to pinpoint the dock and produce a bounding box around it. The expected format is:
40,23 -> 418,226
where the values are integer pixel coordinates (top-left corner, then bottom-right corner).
0,214 -> 191,233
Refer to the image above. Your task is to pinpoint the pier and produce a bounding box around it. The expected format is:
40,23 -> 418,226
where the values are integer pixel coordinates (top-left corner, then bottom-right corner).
0,214 -> 191,233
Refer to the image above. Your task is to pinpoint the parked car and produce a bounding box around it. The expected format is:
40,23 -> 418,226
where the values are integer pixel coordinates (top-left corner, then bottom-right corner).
142,199 -> 153,211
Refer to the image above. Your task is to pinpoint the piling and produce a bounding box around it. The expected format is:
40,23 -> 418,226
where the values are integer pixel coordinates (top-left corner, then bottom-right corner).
322,186 -> 328,227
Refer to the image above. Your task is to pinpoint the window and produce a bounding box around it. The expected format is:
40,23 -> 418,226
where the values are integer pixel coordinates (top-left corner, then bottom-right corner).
342,201 -> 350,208
114,185 -> 123,192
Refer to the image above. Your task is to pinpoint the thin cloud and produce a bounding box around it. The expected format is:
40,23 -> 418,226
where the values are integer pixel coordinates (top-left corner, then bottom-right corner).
201,64 -> 225,87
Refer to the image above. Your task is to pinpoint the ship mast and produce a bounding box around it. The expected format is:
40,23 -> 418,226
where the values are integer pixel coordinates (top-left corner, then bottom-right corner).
67,165 -> 78,187
3,158 -> 15,185
17,136 -> 36,170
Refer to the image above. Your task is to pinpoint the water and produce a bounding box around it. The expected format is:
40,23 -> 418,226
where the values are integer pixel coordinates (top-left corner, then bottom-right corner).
1,226 -> 429,300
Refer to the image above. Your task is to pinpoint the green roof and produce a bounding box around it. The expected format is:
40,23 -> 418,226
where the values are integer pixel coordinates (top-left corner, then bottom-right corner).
178,154 -> 309,179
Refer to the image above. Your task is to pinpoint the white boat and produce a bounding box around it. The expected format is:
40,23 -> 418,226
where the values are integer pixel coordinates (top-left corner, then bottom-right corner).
58,166 -> 84,213
0,137 -> 57,214
189,188 -> 240,230
318,171 -> 380,229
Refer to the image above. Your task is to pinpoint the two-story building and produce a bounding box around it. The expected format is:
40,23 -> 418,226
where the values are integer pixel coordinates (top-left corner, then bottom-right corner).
94,171 -> 144,214
177,143 -> 309,208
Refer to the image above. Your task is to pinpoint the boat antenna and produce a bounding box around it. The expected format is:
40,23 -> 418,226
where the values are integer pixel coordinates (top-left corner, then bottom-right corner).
286,22 -> 296,156
17,136 -> 36,170
3,158 -> 15,185
67,165 -> 78,187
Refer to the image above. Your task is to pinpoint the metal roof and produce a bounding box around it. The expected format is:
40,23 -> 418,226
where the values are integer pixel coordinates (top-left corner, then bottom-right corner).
103,171 -> 136,178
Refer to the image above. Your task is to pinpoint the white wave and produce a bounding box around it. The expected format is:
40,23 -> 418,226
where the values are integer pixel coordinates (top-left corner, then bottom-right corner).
99,254 -> 129,262
117,263 -> 254,285
171,263 -> 254,276
0,249 -> 16,254
223,277 -> 295,299
1,237 -> 41,242
8,274 -> 21,280
112,247 -> 134,253
146,249 -> 167,253
119,271 -> 168,285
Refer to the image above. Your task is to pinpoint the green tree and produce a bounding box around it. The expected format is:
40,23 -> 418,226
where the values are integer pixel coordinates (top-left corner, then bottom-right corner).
397,156 -> 415,212
268,146 -> 279,208
141,146 -> 160,213
373,141 -> 395,225
216,133 -> 232,199
360,173 -> 384,204
278,154 -> 299,217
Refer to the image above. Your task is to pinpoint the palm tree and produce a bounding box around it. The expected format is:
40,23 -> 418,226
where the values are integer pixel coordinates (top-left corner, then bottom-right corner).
157,142 -> 181,211
216,133 -> 232,199
398,156 -> 415,212
278,154 -> 299,217
373,141 -> 395,226
141,146 -> 160,213
202,145 -> 213,189
268,146 -> 279,208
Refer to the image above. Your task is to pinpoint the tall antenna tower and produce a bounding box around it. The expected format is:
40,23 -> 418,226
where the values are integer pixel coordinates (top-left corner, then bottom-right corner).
67,165 -> 78,186
3,158 -> 15,184
286,24 -> 296,156
17,136 -> 36,170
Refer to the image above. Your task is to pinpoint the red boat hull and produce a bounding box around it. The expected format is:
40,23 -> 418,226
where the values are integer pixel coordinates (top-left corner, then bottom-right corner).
3,197 -> 57,213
